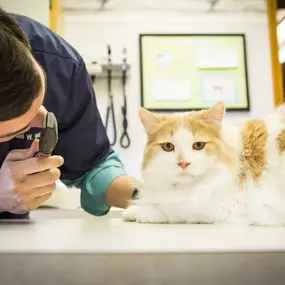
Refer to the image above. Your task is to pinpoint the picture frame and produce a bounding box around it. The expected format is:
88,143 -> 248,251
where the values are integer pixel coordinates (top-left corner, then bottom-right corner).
139,34 -> 250,112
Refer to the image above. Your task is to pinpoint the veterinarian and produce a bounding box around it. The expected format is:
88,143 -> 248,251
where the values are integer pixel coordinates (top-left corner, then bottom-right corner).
0,8 -> 136,219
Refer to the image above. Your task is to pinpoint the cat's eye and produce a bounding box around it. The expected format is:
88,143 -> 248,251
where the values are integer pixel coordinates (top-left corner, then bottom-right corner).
161,142 -> 175,152
192,142 -> 206,150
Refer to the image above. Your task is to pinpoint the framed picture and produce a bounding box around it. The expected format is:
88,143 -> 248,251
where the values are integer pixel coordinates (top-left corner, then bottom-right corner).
139,34 -> 250,112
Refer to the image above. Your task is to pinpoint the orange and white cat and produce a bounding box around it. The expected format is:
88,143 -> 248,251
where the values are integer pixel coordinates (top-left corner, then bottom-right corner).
123,101 -> 285,226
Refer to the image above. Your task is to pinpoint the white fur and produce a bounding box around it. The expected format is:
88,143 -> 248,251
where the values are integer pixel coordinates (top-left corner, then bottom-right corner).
245,106 -> 285,226
123,105 -> 285,226
41,180 -> 81,209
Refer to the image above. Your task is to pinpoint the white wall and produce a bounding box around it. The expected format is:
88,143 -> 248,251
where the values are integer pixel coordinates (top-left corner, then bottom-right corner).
0,0 -> 49,26
63,10 -> 274,179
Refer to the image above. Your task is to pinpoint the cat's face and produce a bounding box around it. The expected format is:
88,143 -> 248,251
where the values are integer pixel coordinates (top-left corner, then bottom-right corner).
140,102 -> 236,187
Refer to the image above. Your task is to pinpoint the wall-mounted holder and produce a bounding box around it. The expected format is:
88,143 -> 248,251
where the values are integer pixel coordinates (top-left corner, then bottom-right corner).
86,61 -> 131,84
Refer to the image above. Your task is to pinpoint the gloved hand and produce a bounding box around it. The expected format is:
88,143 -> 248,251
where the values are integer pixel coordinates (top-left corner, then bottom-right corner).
0,139 -> 64,214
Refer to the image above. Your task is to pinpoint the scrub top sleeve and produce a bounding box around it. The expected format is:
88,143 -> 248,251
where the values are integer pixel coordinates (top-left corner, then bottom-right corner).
54,59 -> 113,181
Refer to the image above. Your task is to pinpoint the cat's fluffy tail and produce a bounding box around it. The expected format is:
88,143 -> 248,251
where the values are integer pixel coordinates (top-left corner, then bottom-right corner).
263,102 -> 285,170
265,103 -> 285,138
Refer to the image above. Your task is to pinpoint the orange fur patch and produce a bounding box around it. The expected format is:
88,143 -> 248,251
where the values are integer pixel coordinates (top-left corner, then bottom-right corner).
186,110 -> 221,138
276,129 -> 285,153
142,114 -> 181,169
239,119 -> 268,183
186,112 -> 238,171
186,111 -> 221,156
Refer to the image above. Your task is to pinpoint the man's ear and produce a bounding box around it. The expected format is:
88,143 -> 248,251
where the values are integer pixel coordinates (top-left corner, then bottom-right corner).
139,108 -> 160,133
206,101 -> 225,123
30,106 -> 48,128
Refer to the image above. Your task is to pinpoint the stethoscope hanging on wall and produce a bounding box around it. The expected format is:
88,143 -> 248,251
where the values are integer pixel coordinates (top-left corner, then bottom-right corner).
105,45 -> 117,146
119,48 -> 131,148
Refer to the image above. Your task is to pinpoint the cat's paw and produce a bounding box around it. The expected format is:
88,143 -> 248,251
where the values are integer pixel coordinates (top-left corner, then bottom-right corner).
122,205 -> 168,224
248,205 -> 285,227
122,205 -> 138,222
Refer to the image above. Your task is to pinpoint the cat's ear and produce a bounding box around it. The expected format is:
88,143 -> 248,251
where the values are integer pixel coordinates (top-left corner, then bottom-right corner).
139,108 -> 159,132
206,101 -> 225,123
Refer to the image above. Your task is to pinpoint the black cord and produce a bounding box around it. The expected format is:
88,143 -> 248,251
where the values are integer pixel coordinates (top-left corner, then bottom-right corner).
120,96 -> 130,148
105,45 -> 117,146
120,48 -> 130,148
105,97 -> 117,146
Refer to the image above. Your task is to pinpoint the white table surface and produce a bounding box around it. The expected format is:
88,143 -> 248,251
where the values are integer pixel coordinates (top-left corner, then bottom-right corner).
1,215 -> 285,254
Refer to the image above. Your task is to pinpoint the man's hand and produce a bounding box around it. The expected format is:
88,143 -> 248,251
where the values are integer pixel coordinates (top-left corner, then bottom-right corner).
0,139 -> 64,214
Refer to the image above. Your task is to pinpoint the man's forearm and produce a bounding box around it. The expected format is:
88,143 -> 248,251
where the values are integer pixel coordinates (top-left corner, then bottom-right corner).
62,152 -> 139,216
105,175 -> 137,209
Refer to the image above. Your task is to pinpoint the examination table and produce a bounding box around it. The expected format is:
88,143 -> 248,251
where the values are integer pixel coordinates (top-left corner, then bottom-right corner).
0,208 -> 285,285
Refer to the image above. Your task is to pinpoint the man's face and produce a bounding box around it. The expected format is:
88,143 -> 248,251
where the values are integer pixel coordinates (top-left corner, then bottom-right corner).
0,60 -> 46,142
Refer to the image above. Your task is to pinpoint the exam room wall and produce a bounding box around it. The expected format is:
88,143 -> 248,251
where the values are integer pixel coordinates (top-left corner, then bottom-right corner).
0,0 -> 49,27
63,11 -> 274,179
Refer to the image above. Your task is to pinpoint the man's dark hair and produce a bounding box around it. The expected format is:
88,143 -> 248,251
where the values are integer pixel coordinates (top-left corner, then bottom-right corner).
0,7 -> 42,121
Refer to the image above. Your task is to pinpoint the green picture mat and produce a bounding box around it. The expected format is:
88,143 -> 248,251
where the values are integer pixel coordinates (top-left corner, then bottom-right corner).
139,34 -> 250,111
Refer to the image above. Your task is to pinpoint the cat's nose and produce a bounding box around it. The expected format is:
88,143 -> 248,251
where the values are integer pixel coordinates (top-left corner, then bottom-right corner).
177,161 -> 190,170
